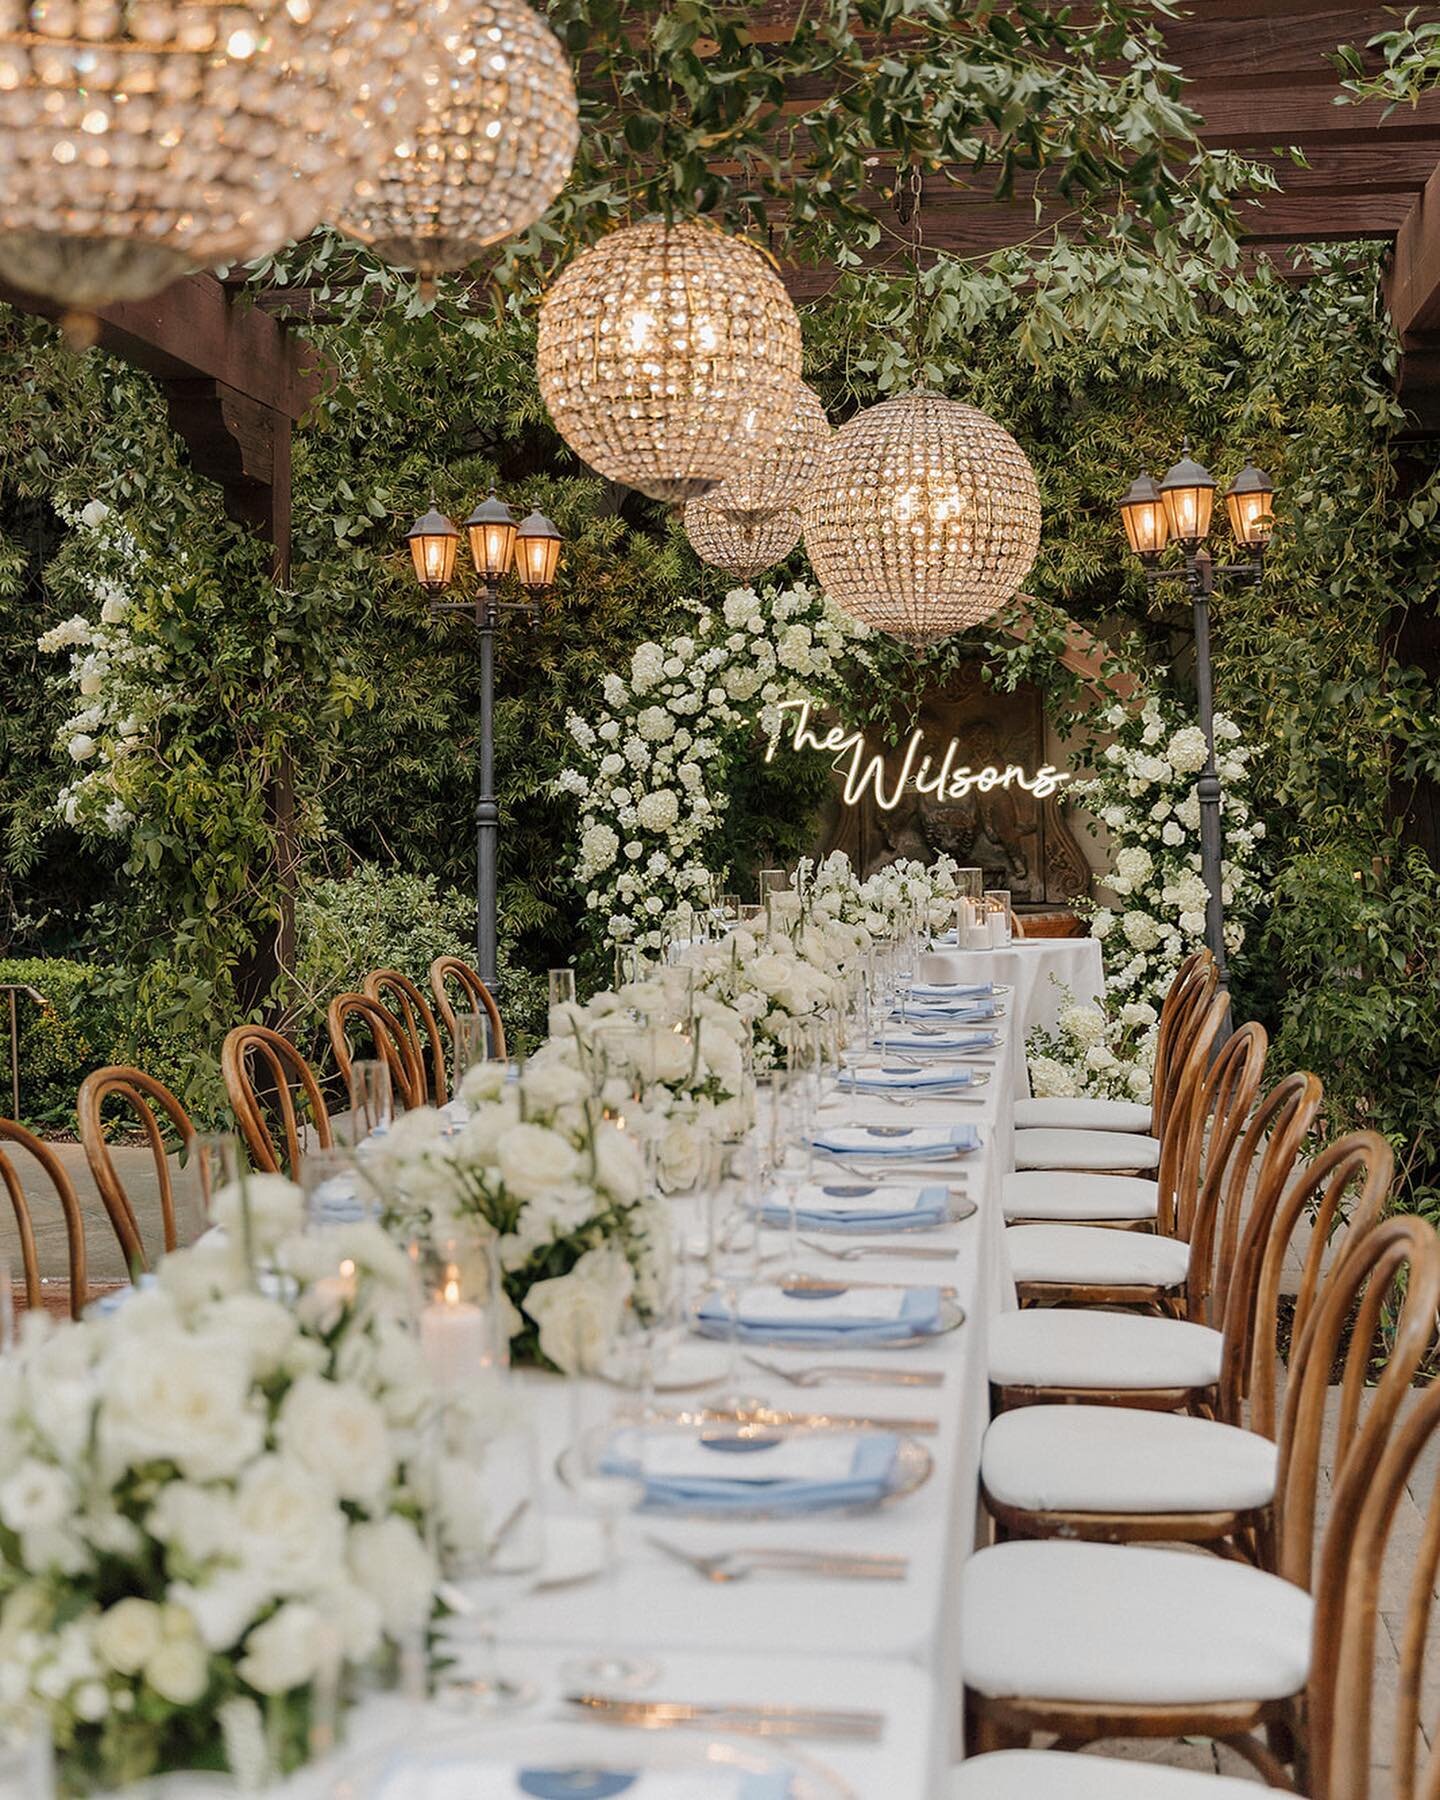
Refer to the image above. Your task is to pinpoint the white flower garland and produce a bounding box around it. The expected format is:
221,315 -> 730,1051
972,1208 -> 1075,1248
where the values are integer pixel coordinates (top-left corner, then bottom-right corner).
1027,689 -> 1264,1100
558,581 -> 869,951
36,499 -> 166,838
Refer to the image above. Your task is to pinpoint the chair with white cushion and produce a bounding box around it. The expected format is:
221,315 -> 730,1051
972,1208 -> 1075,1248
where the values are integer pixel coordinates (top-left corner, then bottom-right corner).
984,1132 -> 1395,1559
963,1208 -> 1440,1786
957,1340 -> 1440,1798
989,1070 -> 1323,1416
1009,1002 -> 1256,1309
1012,952 -> 1219,1177
1014,948 -> 1212,1138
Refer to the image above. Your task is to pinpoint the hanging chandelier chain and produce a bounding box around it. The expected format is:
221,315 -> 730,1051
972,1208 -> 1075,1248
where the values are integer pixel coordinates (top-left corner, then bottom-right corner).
907,162 -> 927,382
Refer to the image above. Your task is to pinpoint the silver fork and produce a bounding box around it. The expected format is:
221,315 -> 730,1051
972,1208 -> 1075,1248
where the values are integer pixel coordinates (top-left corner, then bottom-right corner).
799,1236 -> 957,1263
646,1535 -> 907,1583
744,1353 -> 945,1389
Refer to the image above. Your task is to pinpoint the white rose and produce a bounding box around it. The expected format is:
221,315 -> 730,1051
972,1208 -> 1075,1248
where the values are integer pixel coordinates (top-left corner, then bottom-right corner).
149,1481 -> 238,1565
232,1455 -> 347,1596
94,1598 -> 164,1676
657,1118 -> 704,1192
592,1126 -> 645,1204
238,1603 -> 321,1696
168,1572 -> 268,1652
98,1331 -> 263,1484
277,1376 -> 392,1506
67,733 -> 97,762
146,1635 -> 209,1706
0,1460 -> 73,1534
523,1254 -> 632,1375
347,1518 -> 436,1636
80,500 -> 110,528
210,1175 -> 303,1257
495,1123 -> 580,1201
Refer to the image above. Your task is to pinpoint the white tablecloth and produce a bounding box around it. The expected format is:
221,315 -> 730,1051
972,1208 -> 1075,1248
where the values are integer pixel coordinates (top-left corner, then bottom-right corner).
918,937 -> 1105,1098
481,1050 -> 1017,1796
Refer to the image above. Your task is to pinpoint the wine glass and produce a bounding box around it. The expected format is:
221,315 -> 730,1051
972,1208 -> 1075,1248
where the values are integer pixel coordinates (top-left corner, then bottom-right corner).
451,1009 -> 498,1095
299,1146 -> 368,1229
548,967 -> 578,1036
346,1058 -> 393,1148
558,1350 -> 659,1693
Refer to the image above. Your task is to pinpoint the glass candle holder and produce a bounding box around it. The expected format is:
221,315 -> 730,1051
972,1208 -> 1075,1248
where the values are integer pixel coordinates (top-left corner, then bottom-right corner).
984,889 -> 1013,947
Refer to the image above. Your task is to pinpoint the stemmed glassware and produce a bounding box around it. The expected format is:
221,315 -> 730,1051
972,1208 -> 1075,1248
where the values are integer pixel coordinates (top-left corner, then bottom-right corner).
548,967 -> 578,1036
451,1009 -> 498,1094
346,1058 -> 394,1148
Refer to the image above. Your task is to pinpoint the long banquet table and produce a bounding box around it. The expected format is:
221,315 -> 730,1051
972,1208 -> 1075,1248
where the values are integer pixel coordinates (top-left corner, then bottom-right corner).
920,936 -> 1104,1097
484,1026 -> 1019,1797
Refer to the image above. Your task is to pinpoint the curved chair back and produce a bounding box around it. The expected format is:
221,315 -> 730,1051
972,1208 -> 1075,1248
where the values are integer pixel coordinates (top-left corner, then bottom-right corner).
365,968 -> 449,1107
222,1025 -> 333,1176
326,992 -> 423,1112
1205,1069 -> 1326,1422
430,954 -> 507,1063
1314,1335 -> 1440,1800
0,1119 -> 88,1318
77,1065 -> 197,1273
1154,995 -> 1252,1241
1150,948 -> 1220,1137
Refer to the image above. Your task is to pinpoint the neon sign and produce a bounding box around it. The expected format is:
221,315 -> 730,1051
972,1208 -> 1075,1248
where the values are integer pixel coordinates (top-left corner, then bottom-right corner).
764,698 -> 1073,813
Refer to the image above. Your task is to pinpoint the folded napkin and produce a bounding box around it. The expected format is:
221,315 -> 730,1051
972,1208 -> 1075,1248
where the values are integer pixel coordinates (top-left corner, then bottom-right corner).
877,1027 -> 998,1054
696,1280 -> 943,1346
898,1001 -> 1000,1023
810,1122 -> 979,1159
840,1061 -> 975,1093
604,1423 -> 901,1516
308,1174 -> 366,1225
754,1179 -> 949,1232
908,981 -> 993,1001
369,1748 -> 789,1799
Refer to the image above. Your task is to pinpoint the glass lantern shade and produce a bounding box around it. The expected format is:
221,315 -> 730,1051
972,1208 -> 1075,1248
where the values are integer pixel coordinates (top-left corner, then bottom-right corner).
1118,474 -> 1169,560
406,505 -> 460,594
465,493 -> 518,580
1158,453 -> 1216,547
1224,465 -> 1275,549
515,510 -> 563,591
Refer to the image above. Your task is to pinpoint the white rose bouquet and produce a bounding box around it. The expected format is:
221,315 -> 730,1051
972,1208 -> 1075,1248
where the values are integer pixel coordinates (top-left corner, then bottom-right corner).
366,1063 -> 668,1375
1026,990 -> 1160,1104
689,924 -> 845,1073
0,1179 -> 439,1795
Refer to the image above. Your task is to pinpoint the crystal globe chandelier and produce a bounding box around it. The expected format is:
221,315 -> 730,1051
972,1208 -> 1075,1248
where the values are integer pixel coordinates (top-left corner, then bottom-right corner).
684,494 -> 800,582
707,381 -> 830,524
537,218 -> 804,504
0,0 -> 378,310
338,0 -> 577,280
802,392 -> 1041,645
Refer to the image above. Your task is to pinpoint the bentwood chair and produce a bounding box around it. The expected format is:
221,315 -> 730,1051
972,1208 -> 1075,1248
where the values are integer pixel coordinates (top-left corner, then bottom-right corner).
1013,947 -> 1212,1137
326,992 -> 423,1111
364,968 -> 450,1107
987,1069 -> 1324,1418
1006,1000 -> 1255,1309
961,1202 -> 1440,1789
1003,964 -> 1222,1223
222,1025 -> 333,1176
1010,950 -> 1219,1178
955,1333 -> 1440,1798
0,1119 -> 88,1319
983,1130 -> 1394,1561
430,954 -> 507,1062
77,1065 -> 198,1273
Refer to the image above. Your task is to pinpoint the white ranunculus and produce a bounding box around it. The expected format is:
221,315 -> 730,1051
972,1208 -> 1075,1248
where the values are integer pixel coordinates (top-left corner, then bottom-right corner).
237,1603 -> 321,1696
94,1598 -> 163,1676
495,1123 -> 580,1202
277,1376 -> 392,1507
347,1517 -> 436,1635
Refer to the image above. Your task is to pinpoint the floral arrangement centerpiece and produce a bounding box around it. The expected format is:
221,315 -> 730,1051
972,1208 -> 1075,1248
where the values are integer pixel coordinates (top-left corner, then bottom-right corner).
542,976 -> 752,1191
367,1060 -> 670,1375
687,921 -> 848,1074
1025,993 -> 1160,1105
857,853 -> 963,937
0,1179 -> 441,1796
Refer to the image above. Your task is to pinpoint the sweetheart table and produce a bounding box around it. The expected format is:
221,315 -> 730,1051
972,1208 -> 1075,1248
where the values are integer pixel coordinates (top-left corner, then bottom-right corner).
918,937 -> 1105,1098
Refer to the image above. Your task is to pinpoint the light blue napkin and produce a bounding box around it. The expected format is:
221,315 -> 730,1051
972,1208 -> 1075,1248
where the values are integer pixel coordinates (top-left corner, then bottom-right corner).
898,1001 -> 1000,1023
603,1428 -> 901,1515
841,1062 -> 975,1093
877,1027 -> 998,1054
810,1122 -> 979,1159
754,1181 -> 949,1232
309,1175 -> 366,1224
909,981 -> 994,1001
696,1284 -> 943,1346
369,1748 -> 792,1799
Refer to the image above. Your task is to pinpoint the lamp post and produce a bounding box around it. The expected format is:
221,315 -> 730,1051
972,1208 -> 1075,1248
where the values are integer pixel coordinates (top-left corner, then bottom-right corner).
1117,454 -> 1275,997
406,493 -> 562,992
